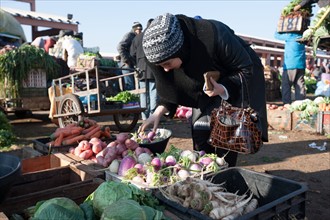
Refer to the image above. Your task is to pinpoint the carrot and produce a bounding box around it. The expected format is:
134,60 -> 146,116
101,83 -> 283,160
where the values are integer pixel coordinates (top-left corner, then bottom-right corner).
50,127 -> 83,140
84,125 -> 101,139
62,134 -> 86,145
81,124 -> 98,135
91,131 -> 102,139
54,133 -> 64,146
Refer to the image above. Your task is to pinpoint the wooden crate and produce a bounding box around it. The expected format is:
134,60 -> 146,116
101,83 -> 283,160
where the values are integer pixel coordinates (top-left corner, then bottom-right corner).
277,12 -> 310,34
267,109 -> 292,130
317,111 -> 330,134
20,153 -> 74,174
0,178 -> 103,217
291,111 -> 318,132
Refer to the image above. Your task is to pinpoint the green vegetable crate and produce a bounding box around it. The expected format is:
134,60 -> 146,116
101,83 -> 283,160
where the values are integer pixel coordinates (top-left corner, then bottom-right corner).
154,167 -> 307,220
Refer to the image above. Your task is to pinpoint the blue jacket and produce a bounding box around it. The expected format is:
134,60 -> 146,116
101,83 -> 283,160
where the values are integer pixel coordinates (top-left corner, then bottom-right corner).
274,32 -> 306,70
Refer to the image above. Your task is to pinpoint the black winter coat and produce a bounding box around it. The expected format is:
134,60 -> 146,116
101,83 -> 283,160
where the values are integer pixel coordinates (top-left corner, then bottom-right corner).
144,15 -> 268,141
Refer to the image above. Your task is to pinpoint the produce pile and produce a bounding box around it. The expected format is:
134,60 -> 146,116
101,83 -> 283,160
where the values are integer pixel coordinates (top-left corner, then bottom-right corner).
46,118 -> 112,160
159,177 -> 258,220
104,132 -> 228,187
24,181 -> 166,220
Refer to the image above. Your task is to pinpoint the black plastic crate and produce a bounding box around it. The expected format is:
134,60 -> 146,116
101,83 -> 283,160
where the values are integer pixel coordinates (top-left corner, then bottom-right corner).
155,167 -> 307,220
32,137 -> 76,154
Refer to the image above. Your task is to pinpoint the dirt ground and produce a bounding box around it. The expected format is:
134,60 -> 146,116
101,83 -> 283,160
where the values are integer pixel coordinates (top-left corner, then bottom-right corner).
6,111 -> 330,219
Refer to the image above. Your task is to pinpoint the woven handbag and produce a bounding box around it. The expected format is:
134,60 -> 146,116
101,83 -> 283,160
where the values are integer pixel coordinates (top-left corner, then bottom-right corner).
208,74 -> 263,154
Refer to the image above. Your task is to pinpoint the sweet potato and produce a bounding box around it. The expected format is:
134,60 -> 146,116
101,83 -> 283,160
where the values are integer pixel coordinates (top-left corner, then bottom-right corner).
84,126 -> 101,139
79,149 -> 93,160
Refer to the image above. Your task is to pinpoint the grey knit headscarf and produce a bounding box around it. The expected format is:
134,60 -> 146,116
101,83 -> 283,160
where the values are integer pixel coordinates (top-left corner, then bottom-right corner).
142,13 -> 184,64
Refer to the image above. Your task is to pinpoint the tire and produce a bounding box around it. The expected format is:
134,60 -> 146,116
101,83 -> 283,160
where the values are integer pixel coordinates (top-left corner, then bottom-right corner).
113,113 -> 139,132
58,94 -> 84,128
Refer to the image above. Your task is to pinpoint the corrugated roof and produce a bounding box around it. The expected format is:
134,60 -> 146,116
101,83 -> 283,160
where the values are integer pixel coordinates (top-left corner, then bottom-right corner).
1,7 -> 79,25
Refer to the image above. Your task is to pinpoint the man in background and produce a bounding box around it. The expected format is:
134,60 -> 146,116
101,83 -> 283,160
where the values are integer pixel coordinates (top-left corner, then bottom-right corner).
117,22 -> 143,90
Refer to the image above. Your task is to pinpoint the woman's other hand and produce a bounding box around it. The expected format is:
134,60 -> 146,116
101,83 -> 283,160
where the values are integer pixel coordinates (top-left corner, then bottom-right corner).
204,77 -> 225,97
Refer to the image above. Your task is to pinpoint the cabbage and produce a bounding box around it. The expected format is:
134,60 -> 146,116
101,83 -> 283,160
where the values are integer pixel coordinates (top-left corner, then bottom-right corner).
92,181 -> 160,217
101,199 -> 164,220
32,197 -> 84,220
93,181 -> 133,217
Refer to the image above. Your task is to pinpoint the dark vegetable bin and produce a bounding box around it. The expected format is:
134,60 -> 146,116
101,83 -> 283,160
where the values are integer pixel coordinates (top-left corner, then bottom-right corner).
154,167 -> 308,220
0,153 -> 21,203
139,128 -> 172,154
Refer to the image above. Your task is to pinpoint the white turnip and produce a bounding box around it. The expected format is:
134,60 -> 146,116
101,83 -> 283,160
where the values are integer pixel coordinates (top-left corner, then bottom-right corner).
137,153 -> 152,165
177,169 -> 191,180
109,159 -> 120,173
165,155 -> 177,166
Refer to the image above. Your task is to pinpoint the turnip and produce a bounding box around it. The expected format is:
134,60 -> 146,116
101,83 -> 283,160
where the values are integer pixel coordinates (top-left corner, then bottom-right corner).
143,147 -> 153,155
137,153 -> 152,165
177,169 -> 190,180
125,138 -> 139,150
198,150 -> 206,157
147,131 -> 156,140
165,155 -> 177,166
109,159 -> 120,173
116,143 -> 127,155
134,163 -> 145,174
134,147 -> 145,157
180,150 -> 197,162
151,157 -> 162,170
116,132 -> 130,144
216,156 -> 226,166
199,157 -> 213,167
118,155 -> 136,176
132,175 -> 145,184
189,163 -> 202,174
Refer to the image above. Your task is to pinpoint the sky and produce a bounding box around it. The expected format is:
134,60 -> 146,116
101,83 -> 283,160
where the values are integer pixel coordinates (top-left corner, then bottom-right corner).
1,0 -> 320,54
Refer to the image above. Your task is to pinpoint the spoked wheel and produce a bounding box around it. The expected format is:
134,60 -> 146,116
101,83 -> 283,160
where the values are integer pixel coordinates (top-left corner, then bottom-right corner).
113,113 -> 139,132
58,94 -> 84,128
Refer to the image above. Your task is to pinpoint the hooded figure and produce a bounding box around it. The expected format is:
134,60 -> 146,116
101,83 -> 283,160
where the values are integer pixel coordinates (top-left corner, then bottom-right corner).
140,13 -> 268,167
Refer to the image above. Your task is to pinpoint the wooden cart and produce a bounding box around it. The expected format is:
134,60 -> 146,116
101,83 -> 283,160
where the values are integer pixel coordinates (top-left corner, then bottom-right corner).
51,66 -> 146,131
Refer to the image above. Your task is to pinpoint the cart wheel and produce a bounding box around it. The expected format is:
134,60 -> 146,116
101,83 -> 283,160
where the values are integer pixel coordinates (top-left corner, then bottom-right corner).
58,94 -> 84,128
113,113 -> 139,132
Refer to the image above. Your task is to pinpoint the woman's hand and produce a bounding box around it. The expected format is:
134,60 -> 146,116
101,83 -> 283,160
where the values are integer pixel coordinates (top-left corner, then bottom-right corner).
138,105 -> 168,132
204,77 -> 225,97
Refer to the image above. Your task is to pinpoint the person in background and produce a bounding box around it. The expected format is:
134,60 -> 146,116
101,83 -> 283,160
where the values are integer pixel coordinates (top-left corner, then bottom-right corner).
193,15 -> 203,20
274,31 -> 306,104
139,13 -> 268,167
61,36 -> 84,70
130,19 -> 158,121
293,0 -> 330,11
117,22 -> 143,90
